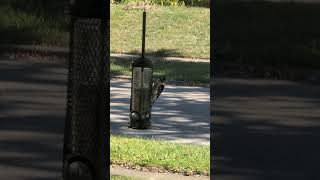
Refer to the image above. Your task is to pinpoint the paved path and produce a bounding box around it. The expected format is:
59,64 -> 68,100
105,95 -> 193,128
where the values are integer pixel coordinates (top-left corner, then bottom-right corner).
0,44 -> 209,62
110,79 -> 210,145
3,54 -> 320,180
0,56 -> 66,180
213,78 -> 320,180
0,55 -> 210,180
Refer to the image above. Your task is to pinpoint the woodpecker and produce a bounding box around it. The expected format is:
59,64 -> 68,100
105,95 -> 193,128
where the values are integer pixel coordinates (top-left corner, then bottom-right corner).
151,77 -> 166,105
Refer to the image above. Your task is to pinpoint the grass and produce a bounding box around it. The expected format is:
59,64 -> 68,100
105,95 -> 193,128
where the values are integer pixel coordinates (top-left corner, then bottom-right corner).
112,0 -> 210,7
4,1 -> 320,72
0,1 -> 69,46
111,175 -> 141,180
111,4 -> 210,59
110,135 -> 210,175
215,1 -> 320,69
111,56 -> 210,84
0,3 -> 210,59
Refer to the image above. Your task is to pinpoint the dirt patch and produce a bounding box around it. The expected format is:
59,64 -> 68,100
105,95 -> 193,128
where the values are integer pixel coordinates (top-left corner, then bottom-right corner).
111,163 -> 209,177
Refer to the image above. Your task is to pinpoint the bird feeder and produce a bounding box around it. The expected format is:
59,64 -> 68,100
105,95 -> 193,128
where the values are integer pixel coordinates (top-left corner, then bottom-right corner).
129,11 -> 165,129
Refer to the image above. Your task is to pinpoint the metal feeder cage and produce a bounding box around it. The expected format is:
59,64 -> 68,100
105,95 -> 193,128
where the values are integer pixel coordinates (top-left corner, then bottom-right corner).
129,11 -> 165,129
62,0 -> 109,180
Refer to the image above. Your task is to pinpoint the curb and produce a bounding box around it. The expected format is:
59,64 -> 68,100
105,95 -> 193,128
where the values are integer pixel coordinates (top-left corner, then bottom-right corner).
111,53 -> 210,62
0,44 -> 69,58
0,44 -> 210,62
110,166 -> 210,180
112,75 -> 210,88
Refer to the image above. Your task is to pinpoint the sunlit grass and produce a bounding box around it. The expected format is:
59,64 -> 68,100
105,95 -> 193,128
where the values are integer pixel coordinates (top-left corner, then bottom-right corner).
110,135 -> 210,175
111,4 -> 210,59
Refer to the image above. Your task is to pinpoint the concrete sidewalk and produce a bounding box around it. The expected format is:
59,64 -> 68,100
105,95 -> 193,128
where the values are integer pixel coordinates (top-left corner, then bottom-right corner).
110,79 -> 210,145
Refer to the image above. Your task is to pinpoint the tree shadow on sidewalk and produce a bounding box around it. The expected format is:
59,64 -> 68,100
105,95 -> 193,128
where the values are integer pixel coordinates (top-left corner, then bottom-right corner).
212,77 -> 320,180
110,80 -> 210,145
0,56 -> 67,180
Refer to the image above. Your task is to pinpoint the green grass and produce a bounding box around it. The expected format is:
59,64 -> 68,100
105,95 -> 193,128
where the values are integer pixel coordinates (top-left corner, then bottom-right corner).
2,1 -> 320,71
111,175 -> 141,180
112,0 -> 210,7
0,3 -> 210,59
111,56 -> 210,83
0,1 -> 69,46
111,4 -> 210,59
110,135 -> 210,175
215,1 -> 320,69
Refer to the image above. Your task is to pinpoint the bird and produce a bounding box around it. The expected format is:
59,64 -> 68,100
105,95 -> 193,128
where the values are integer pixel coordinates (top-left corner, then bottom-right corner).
151,77 -> 166,105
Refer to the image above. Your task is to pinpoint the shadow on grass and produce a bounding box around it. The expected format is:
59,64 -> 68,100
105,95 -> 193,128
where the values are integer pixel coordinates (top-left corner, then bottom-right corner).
126,49 -> 187,58
0,26 -> 43,45
214,0 -> 320,69
0,0 -> 67,17
111,49 -> 210,84
0,0 -> 69,46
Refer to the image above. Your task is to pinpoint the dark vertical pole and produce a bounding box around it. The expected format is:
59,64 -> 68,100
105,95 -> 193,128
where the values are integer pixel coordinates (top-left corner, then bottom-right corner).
142,11 -> 146,58
63,0 -> 109,179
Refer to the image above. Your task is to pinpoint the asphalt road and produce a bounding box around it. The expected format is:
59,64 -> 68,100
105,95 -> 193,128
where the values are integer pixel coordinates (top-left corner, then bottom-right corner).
0,55 -> 210,180
2,55 -> 320,180
110,79 -> 210,145
0,56 -> 66,180
213,78 -> 320,180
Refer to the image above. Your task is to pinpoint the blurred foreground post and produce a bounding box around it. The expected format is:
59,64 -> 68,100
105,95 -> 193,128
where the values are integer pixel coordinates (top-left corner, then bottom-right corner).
63,0 -> 109,179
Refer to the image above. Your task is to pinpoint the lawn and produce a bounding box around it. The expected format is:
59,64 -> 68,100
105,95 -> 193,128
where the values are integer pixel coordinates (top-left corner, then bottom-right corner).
2,1 -> 320,70
110,135 -> 210,176
214,1 -> 320,69
111,56 -> 210,84
0,1 -> 69,46
0,3 -> 210,59
111,4 -> 210,59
